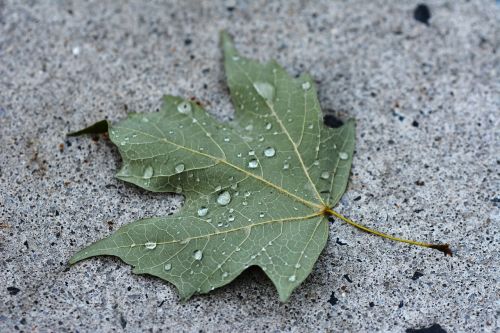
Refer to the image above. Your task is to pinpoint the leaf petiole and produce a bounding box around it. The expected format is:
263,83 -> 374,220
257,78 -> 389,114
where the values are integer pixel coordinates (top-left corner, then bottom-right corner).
324,207 -> 452,256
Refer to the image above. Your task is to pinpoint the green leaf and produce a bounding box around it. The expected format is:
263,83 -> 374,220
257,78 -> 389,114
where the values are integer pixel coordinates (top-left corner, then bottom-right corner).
69,31 -> 355,302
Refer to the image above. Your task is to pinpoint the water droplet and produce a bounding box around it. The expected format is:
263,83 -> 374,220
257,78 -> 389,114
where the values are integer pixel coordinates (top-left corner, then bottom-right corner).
217,191 -> 231,206
283,162 -> 290,170
237,153 -> 242,158
143,166 -> 154,179
224,137 -> 230,142
215,185 -> 222,192
193,250 -> 203,261
253,82 -> 275,101
313,160 -> 320,166
175,163 -> 185,173
177,101 -> 192,114
301,81 -> 311,91
179,238 -> 190,245
164,263 -> 172,271
248,159 -> 258,169
321,171 -> 330,180
295,263 -> 301,269
308,124 -> 314,130
228,215 -> 235,222
258,136 -> 265,142
339,152 -> 349,160
222,272 -> 228,279
197,207 -> 209,217
144,241 -> 157,250
265,123 -> 272,130
288,275 -> 296,282
259,212 -> 265,218
245,124 -> 253,131
232,56 -> 240,61
264,147 -> 276,157
248,150 -> 255,156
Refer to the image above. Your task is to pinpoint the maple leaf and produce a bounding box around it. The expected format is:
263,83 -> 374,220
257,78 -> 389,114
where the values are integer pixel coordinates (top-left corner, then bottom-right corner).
68,32 -> 449,302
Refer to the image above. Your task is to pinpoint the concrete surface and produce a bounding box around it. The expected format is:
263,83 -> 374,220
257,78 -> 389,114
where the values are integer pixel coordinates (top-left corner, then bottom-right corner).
0,0 -> 498,332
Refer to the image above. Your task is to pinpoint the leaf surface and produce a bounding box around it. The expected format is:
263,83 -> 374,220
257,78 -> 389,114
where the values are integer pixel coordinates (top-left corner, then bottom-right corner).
69,32 -> 355,301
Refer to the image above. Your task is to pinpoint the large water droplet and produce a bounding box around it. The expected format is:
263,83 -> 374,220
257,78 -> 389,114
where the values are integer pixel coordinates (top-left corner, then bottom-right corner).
175,163 -> 185,173
253,82 -> 275,101
193,250 -> 203,261
217,191 -> 231,206
264,147 -> 276,157
177,101 -> 192,114
248,159 -> 259,169
288,275 -> 296,282
339,152 -> 349,160
197,207 -> 209,217
143,165 -> 154,179
144,241 -> 157,250
164,263 -> 172,271
265,123 -> 272,130
321,171 -> 330,180
301,81 -> 311,91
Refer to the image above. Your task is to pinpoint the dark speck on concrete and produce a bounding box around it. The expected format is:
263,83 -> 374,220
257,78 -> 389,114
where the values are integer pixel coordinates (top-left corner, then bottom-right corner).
406,323 -> 447,333
414,4 -> 431,25
328,292 -> 339,306
336,238 -> 348,246
7,287 -> 20,295
399,300 -> 404,308
411,271 -> 424,280
0,106 -> 5,117
184,38 -> 192,46
343,274 -> 353,283
323,114 -> 344,128
412,120 -> 419,127
415,180 -> 425,186
369,302 -> 375,307
120,314 -> 127,329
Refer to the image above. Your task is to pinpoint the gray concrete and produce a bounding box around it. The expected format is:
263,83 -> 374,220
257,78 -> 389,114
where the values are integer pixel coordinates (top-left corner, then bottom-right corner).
0,0 -> 498,332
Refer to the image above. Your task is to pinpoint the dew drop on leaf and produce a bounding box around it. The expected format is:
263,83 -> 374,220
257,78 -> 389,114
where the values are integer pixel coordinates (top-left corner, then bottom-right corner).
248,159 -> 259,169
320,171 -> 330,180
143,165 -> 154,179
301,81 -> 311,91
288,275 -> 296,282
144,241 -> 157,250
283,162 -> 290,170
177,101 -> 192,114
197,207 -> 209,217
228,215 -> 235,222
217,191 -> 231,206
175,163 -> 185,173
265,123 -> 272,130
264,147 -> 276,157
193,250 -> 203,261
295,263 -> 301,268
222,272 -> 228,279
253,82 -> 275,101
164,263 -> 172,271
339,152 -> 349,160
248,150 -> 255,156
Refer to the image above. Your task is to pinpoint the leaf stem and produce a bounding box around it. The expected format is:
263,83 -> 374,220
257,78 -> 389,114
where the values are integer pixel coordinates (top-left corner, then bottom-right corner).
324,207 -> 452,256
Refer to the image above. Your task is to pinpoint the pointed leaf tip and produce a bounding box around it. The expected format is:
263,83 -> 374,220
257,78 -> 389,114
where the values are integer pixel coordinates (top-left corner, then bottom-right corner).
67,120 -> 109,136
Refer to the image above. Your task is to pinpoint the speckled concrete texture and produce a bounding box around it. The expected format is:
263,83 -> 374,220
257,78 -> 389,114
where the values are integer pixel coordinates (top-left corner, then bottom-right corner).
0,1 -> 498,332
